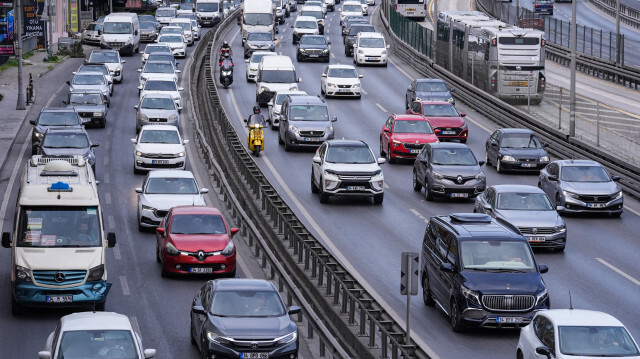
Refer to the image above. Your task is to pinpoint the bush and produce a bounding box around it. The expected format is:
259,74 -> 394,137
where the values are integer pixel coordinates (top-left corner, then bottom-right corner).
57,41 -> 85,58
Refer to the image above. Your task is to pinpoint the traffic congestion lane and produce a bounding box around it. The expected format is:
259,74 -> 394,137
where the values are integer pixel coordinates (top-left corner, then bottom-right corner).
217,5 -> 640,358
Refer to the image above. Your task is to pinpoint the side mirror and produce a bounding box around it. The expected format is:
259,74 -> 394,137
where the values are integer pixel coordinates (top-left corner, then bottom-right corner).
62,100 -> 69,105
478,160 -> 485,166
155,227 -> 165,235
312,155 -> 321,164
297,77 -> 302,82
133,105 -> 139,109
450,88 -> 455,92
538,264 -> 549,273
72,71 -> 77,75
556,206 -> 565,213
542,143 -> 550,148
288,306 -> 302,315
2,232 -> 11,248
183,139 -> 190,144
460,113 -> 466,117
359,74 -> 363,78
245,58 -> 250,63
377,158 -> 386,165
97,30 -> 102,35
535,346 -> 552,359
176,69 -> 181,73
178,87 -> 184,91
611,175 -> 621,182
352,44 -> 356,48
66,81 -> 71,86
135,187 -> 143,193
143,349 -> 156,359
321,73 -> 327,78
137,85 -> 143,90
107,232 -> 116,248
290,25 -> 294,28
177,106 -> 184,111
130,138 -> 137,144
200,188 -> 210,194
386,44 -> 390,48
383,127 -> 390,133
137,69 -> 142,72
230,228 -> 239,236
331,116 -> 337,122
327,41 -> 331,45
91,143 -> 100,148
122,60 -> 126,63
30,120 -> 36,125
440,262 -> 454,272
134,30 -> 139,36
191,305 -> 207,315
483,204 -> 492,212
548,175 -> 558,181
38,352 -> 52,359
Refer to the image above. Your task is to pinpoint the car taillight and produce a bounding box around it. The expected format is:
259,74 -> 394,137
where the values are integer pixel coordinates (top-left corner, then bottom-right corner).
394,4 -> 397,10
490,73 -> 497,92
538,73 -> 546,93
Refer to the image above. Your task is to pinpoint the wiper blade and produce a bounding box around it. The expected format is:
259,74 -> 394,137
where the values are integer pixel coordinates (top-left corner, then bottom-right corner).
466,267 -> 491,271
489,268 -> 527,273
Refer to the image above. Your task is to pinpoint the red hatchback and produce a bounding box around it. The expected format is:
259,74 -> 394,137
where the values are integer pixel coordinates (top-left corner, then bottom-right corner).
406,101 -> 468,143
155,205 -> 238,277
380,114 -> 439,163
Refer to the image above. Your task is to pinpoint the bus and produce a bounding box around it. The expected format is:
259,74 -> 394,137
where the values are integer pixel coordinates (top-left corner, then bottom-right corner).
436,10 -> 546,104
393,0 -> 427,20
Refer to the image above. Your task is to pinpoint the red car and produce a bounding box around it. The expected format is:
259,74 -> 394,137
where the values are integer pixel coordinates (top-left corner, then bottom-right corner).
406,101 -> 468,143
379,114 -> 439,163
155,205 -> 238,277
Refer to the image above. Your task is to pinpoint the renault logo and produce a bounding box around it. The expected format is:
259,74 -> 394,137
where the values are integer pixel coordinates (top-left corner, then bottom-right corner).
197,250 -> 205,261
54,272 -> 66,283
532,228 -> 538,234
457,176 -> 463,184
251,342 -> 259,349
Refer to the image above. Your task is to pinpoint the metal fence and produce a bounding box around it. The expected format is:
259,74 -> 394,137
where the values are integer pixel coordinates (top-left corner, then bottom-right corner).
588,0 -> 640,29
387,5 -> 433,58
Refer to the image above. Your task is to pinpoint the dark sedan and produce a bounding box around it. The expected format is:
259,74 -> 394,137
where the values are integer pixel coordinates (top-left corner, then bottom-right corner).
191,279 -> 301,359
63,89 -> 108,128
37,128 -> 99,173
296,34 -> 330,62
485,128 -> 550,173
341,15 -> 367,36
344,23 -> 374,57
30,108 -> 84,155
405,78 -> 455,107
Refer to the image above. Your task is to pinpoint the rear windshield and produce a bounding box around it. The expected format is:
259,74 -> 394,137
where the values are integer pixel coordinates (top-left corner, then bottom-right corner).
498,37 -> 540,45
296,20 -> 317,29
260,69 -> 296,83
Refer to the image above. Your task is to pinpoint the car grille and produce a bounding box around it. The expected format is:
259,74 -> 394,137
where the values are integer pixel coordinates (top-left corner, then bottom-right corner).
337,84 -> 352,89
443,175 -> 476,185
482,295 -> 535,311
149,118 -> 168,123
299,130 -> 324,137
403,143 -> 424,150
200,17 -> 212,20
518,227 -> 557,235
33,270 -> 87,286
78,112 -> 94,118
106,41 -> 125,48
577,194 -> 613,203
434,127 -> 462,135
338,181 -> 371,190
226,338 -> 279,350
305,49 -> 323,55
154,209 -> 168,218
143,153 -> 179,159
338,175 -> 371,181
516,158 -> 538,163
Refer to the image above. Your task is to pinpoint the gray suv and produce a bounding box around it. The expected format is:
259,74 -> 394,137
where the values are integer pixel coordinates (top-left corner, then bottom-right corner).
413,142 -> 486,200
30,108 -> 84,155
278,95 -> 336,151
63,89 -> 108,128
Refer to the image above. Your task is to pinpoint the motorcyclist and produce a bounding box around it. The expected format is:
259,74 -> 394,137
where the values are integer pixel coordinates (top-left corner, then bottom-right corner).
219,41 -> 233,61
247,106 -> 267,128
219,52 -> 234,85
219,51 -> 234,67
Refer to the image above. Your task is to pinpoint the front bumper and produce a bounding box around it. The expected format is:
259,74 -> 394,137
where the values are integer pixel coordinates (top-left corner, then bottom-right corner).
455,296 -> 548,329
285,129 -> 334,148
204,339 -> 298,359
355,53 -> 387,65
433,127 -> 468,141
522,231 -> 567,249
137,117 -> 179,129
297,50 -> 330,61
140,33 -> 158,42
134,154 -> 185,171
13,280 -> 111,307
389,143 -> 425,159
561,194 -> 623,215
325,84 -> 361,97
82,35 -> 102,45
427,178 -> 485,199
498,158 -> 548,171
198,16 -> 221,27
163,252 -> 236,275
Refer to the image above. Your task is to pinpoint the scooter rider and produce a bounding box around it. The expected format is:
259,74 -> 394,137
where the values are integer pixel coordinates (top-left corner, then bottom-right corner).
219,52 -> 234,85
247,106 -> 267,127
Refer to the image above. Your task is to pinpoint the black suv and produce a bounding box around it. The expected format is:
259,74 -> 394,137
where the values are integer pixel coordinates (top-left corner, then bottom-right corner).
421,213 -> 549,331
296,35 -> 330,62
30,108 -> 84,155
279,95 -> 336,151
344,24 -> 374,57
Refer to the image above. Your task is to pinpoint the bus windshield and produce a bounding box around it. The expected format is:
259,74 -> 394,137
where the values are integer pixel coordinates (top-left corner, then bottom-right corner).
18,206 -> 101,247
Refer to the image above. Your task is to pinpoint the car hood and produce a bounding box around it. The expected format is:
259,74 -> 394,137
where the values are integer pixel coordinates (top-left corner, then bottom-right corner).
70,84 -> 108,92
462,272 -> 545,295
162,41 -> 186,49
136,143 -> 184,154
499,147 -> 547,159
298,43 -> 328,51
415,91 -> 451,101
290,120 -> 330,131
170,234 -> 229,252
496,210 -> 561,227
246,40 -> 274,48
325,77 -> 359,86
67,104 -> 106,113
560,181 -> 620,195
209,316 -> 293,338
41,147 -> 91,157
425,116 -> 465,128
140,29 -> 157,34
141,194 -> 205,210
101,62 -> 120,72
431,163 -> 481,176
358,46 -> 386,56
262,83 -> 297,93
326,162 -> 381,174
391,133 -> 438,144
16,247 -> 104,271
138,108 -> 178,118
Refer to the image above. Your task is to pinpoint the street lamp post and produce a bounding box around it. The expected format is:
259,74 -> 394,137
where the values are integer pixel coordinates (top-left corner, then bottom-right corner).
15,0 -> 25,110
615,0 -> 621,65
569,0 -> 577,137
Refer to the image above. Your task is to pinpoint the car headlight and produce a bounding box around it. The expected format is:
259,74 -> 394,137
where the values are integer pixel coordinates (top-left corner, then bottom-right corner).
34,132 -> 44,138
298,48 -> 306,53
93,112 -> 103,117
460,284 -> 480,305
323,170 -> 339,181
325,125 -> 333,133
536,288 -> 548,306
15,265 -> 31,282
431,171 -> 443,180
87,264 -> 105,281
165,242 -> 180,256
327,83 -> 337,88
259,86 -> 267,93
177,152 -> 185,157
391,139 -> 402,145
554,223 -> 566,233
353,83 -> 360,88
141,205 -> 155,212
136,151 -> 145,157
322,49 -> 329,53
460,122 -> 468,130
613,190 -> 623,200
371,172 -> 384,190
475,172 -> 485,180
381,50 -> 387,55
115,66 -> 122,73
288,125 -> 299,135
501,155 -> 517,162
139,114 -> 149,121
207,331 -> 231,344
276,331 -> 297,345
562,190 -> 579,199
289,85 -> 298,91
539,156 -> 550,162
221,240 -> 235,257
102,89 -> 109,95
169,114 -> 178,122
358,49 -> 364,54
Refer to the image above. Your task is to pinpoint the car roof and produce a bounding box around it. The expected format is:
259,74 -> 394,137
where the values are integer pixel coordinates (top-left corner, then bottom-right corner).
140,124 -> 180,131
303,5 -> 323,10
343,1 -> 361,4
275,90 -> 306,96
251,51 -> 278,57
145,60 -> 174,65
147,169 -> 196,178
491,184 -> 545,194
74,71 -> 106,76
392,114 -> 428,121
70,89 -> 104,94
90,49 -> 119,55
44,128 -> 88,135
146,43 -> 171,48
327,64 -> 356,69
288,95 -> 326,105
555,159 -> 601,166
433,213 -> 523,240
427,142 -> 470,150
211,278 -> 276,291
60,312 -> 134,331
301,34 -> 325,40
170,205 -> 223,215
540,309 -> 627,327
499,128 -> 535,134
326,139 -> 368,148
357,31 -> 384,38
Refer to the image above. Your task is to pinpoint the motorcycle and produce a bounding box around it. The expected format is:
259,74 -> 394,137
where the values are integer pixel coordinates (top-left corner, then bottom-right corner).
246,123 -> 265,156
219,59 -> 234,88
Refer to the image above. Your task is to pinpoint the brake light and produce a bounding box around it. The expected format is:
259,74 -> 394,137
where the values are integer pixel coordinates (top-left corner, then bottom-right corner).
538,73 -> 546,93
541,39 -> 545,46
491,38 -> 497,46
550,3 -> 553,7
394,4 -> 397,10
490,73 -> 497,92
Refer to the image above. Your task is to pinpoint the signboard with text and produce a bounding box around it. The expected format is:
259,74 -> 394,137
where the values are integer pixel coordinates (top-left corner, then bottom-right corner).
69,0 -> 78,32
23,4 -> 45,49
0,1 -> 14,55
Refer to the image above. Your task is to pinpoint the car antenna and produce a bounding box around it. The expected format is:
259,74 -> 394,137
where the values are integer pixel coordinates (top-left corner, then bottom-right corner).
568,290 -> 573,310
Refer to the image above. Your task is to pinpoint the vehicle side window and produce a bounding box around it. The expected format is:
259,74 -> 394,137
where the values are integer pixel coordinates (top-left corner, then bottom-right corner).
52,322 -> 62,355
410,80 -> 416,91
318,143 -> 326,160
445,234 -> 458,266
201,284 -> 211,309
547,163 -> 558,176
490,130 -> 499,142
533,316 -> 556,355
434,225 -> 449,260
485,187 -> 495,206
386,117 -> 394,131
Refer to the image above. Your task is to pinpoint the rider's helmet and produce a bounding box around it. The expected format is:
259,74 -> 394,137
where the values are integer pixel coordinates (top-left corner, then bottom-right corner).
223,40 -> 229,47
253,105 -> 260,114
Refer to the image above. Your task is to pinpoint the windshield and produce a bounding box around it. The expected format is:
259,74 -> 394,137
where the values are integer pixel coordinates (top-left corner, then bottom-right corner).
103,22 -> 132,34
73,74 -> 104,85
558,326 -> 640,356
156,9 -> 176,16
289,105 -> 329,121
248,32 -> 272,41
89,52 -> 119,63
18,206 -> 101,247
393,120 -> 433,134
141,97 -> 176,110
416,81 -> 448,92
180,3 -> 193,10
145,45 -> 171,54
80,65 -> 108,75
327,67 -> 357,78
501,133 -> 542,148
420,103 -> 459,117
343,4 -> 361,12
197,3 -> 219,11
326,146 -> 374,163
496,192 -> 553,211
243,13 -> 273,26
57,330 -> 138,359
461,240 -> 536,272
250,53 -> 274,64
296,20 -> 317,29
210,291 -> 286,317
145,177 -> 198,194
140,22 -> 155,30
260,69 -> 296,83
69,93 -> 103,105
38,112 -> 80,126
431,148 -> 477,165
561,165 -> 610,182
160,35 -> 183,42
147,54 -> 175,63
144,80 -> 178,91
300,36 -> 326,45
301,10 -> 322,19
349,25 -> 374,35
144,63 -> 174,73
359,37 -> 385,48
140,129 -> 180,144
170,214 -> 226,234
43,133 -> 89,148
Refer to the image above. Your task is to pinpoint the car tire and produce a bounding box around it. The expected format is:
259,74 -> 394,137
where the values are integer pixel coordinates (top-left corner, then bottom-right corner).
156,242 -> 162,263
422,272 -> 435,306
133,165 -> 143,175
450,298 -> 464,332
386,146 -> 394,164
496,158 -> 504,173
612,211 -> 622,218
283,134 -> 292,151
100,118 -> 106,128
424,183 -> 433,201
379,138 -> 385,156
319,182 -> 330,203
278,131 -> 284,145
484,150 -> 491,166
161,263 -> 170,277
373,193 -> 383,204
412,171 -> 421,191
556,194 -> 562,207
517,350 -> 524,359
321,84 -> 325,96
31,146 -> 37,156
311,171 -> 319,193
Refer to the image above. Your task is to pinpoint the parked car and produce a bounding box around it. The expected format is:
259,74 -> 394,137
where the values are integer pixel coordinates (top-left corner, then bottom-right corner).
132,125 -> 188,173
37,128 -> 99,174
320,64 -> 362,98
87,49 -> 125,83
406,100 -> 468,142
485,128 -> 550,173
30,107 -> 84,155
81,22 -> 103,45
405,78 -> 455,107
243,32 -> 276,58
63,89 -> 108,128
134,93 -> 182,132
379,114 -> 438,163
538,159 -> 623,216
190,279 -> 301,358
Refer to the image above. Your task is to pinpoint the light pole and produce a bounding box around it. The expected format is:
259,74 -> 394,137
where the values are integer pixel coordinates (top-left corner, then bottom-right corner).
615,0 -> 620,65
15,0 -> 25,110
569,0 -> 577,137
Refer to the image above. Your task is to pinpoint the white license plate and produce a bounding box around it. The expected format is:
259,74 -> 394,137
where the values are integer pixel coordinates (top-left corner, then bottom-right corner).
521,163 -> 536,168
337,89 -> 348,93
190,267 -> 213,274
304,137 -> 323,142
366,57 -> 376,61
410,149 -> 421,154
587,203 -> 606,208
309,54 -> 319,57
441,131 -> 456,135
497,316 -> 523,324
241,353 -> 269,359
152,160 -> 169,164
450,193 -> 468,198
346,186 -> 365,191
526,236 -> 546,242
46,295 -> 73,303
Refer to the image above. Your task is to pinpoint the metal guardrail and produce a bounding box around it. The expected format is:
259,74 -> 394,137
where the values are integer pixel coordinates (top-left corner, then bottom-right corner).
588,0 -> 640,29
22,35 -> 38,54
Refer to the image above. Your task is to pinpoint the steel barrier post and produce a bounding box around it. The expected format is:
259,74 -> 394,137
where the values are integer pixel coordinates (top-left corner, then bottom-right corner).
597,102 -> 601,146
558,87 -> 563,129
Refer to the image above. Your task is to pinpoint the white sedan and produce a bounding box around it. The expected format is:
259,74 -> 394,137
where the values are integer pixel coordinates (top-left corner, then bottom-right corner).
157,34 -> 187,58
132,125 -> 188,173
137,60 -> 180,88
321,64 -> 363,98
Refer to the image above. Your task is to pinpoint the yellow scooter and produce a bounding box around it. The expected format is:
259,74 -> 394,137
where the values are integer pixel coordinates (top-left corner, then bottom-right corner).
247,123 -> 265,157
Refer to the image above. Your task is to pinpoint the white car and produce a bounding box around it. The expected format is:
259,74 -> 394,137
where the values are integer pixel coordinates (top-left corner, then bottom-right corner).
245,51 -> 278,82
38,312 -> 156,359
141,43 -> 172,64
157,33 -> 187,58
132,125 -> 188,173
136,170 -> 208,229
353,32 -> 389,66
321,64 -> 363,98
306,0 -> 327,15
325,0 -> 336,11
340,1 -> 364,23
267,90 -> 307,128
159,25 -> 184,36
190,19 -> 201,40
292,15 -> 320,44
517,309 -> 640,359
357,0 -> 368,15
139,79 -> 184,107
138,60 -> 180,87
169,18 -> 194,45
311,139 -> 385,204
87,49 -> 125,83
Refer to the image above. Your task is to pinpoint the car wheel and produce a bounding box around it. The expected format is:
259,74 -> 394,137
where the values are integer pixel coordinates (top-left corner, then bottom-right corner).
422,272 -> 435,306
537,182 -> 542,189
200,336 -> 209,359
100,118 -> 106,128
321,84 -> 325,96
484,150 -> 491,166
31,146 -> 37,156
413,171 -> 421,191
517,350 -> 524,359
450,298 -> 464,332
612,211 -> 622,218
386,146 -> 394,164
424,182 -> 433,201
161,263 -> 170,277
373,193 -> 384,204
278,131 -> 284,145
319,182 -> 330,203
556,194 -> 562,207
283,134 -> 292,151
156,242 -> 161,263
379,139 -> 385,156
460,138 -> 467,143
311,171 -> 319,193
496,158 -> 504,173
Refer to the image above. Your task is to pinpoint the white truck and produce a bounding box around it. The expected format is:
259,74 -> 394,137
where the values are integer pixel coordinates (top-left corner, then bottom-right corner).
195,0 -> 224,27
100,12 -> 140,56
1,156 -> 116,315
242,0 -> 276,44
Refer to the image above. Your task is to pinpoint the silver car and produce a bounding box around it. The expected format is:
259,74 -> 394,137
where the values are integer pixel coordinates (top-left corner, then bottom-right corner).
243,32 -> 276,58
87,49 -> 125,83
140,21 -> 159,42
138,79 -> 184,107
538,159 -> 623,217
66,72 -> 111,104
81,22 -> 103,45
73,63 -> 113,95
141,43 -> 172,64
157,34 -> 187,58
134,93 -> 182,132
138,60 -> 180,87
474,184 -> 567,251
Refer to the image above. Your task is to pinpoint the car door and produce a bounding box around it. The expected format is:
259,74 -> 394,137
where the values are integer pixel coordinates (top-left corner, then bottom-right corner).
380,116 -> 393,154
279,99 -> 289,141
476,187 -> 494,214
312,142 -> 326,187
486,130 -> 500,160
443,233 -> 459,310
430,224 -> 451,304
321,66 -> 329,92
192,283 -> 211,348
414,145 -> 429,187
540,163 -> 558,200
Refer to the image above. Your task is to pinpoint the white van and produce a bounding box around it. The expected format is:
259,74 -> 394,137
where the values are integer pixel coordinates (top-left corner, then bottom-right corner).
1,156 -> 116,314
256,55 -> 301,106
195,0 -> 224,27
353,32 -> 390,66
242,0 -> 275,44
101,12 -> 140,56
155,6 -> 178,25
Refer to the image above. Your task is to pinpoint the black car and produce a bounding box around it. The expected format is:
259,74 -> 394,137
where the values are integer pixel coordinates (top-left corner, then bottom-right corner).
341,16 -> 367,36
421,213 -> 550,331
138,14 -> 161,29
344,23 -> 374,56
30,108 -> 84,155
485,128 -> 550,173
191,279 -> 301,358
296,35 -> 330,62
63,89 -> 108,128
405,78 -> 455,108
37,128 -> 99,173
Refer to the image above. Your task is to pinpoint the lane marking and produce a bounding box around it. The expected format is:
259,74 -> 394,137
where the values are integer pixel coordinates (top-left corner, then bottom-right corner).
120,276 -> 130,295
105,192 -> 111,205
107,215 -> 115,230
113,245 -> 122,260
361,88 -> 367,95
331,53 -> 335,58
410,208 -> 429,223
0,137 -> 29,234
387,58 -> 413,80
104,155 -> 109,167
376,103 -> 387,112
130,316 -> 141,336
104,173 -> 109,184
625,206 -> 640,217
597,258 -> 640,286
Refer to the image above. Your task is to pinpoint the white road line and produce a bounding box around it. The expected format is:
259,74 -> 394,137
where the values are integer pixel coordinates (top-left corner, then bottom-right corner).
103,173 -> 109,184
129,316 -> 141,336
0,137 -> 29,234
464,113 -> 492,134
104,155 -> 109,167
387,58 -> 413,80
331,53 -> 335,58
596,258 -> 640,286
108,215 -> 115,230
105,192 -> 111,205
410,208 -> 429,223
361,88 -> 367,95
383,183 -> 390,189
120,276 -> 130,295
624,206 -> 640,217
113,245 -> 122,260
375,103 -> 387,112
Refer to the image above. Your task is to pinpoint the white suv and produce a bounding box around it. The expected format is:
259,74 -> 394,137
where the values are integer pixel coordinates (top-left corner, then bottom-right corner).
311,139 -> 385,204
131,125 -> 188,173
353,32 -> 389,66
292,15 -> 319,44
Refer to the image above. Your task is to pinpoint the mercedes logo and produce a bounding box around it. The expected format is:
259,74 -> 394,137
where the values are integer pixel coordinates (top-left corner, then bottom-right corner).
506,283 -> 511,290
516,66 -> 522,71
197,250 -> 205,261
54,272 -> 66,283
457,176 -> 463,184
532,228 -> 538,235
251,342 -> 259,349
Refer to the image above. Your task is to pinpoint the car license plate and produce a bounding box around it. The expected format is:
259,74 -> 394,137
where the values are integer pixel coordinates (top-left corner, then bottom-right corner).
46,295 -> 73,303
406,8 -> 416,11
521,163 -> 536,168
442,131 -> 456,135
510,81 -> 528,86
346,186 -> 365,191
304,137 -> 322,142
526,236 -> 546,242
309,54 -> 318,57
450,193 -> 468,198
190,267 -> 213,274
410,149 -> 421,154
587,203 -> 606,208
152,160 -> 169,164
241,353 -> 269,359
497,316 -> 523,324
